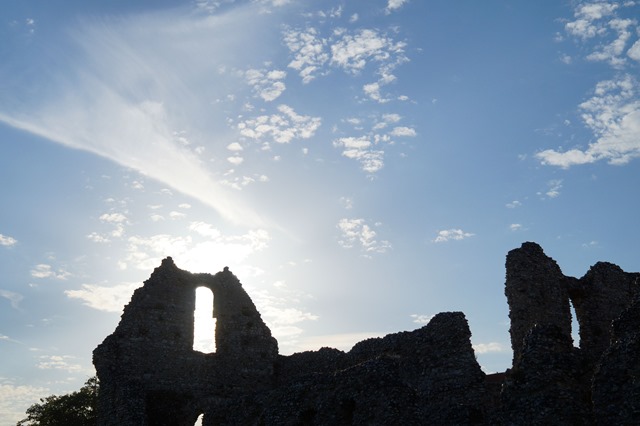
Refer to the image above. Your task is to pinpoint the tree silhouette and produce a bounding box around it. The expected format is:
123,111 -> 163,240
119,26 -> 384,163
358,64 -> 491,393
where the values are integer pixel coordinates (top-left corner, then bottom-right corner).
17,377 -> 98,426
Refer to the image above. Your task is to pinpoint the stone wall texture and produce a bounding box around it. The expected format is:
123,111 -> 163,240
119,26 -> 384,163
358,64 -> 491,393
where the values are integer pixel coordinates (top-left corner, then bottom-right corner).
94,243 -> 640,425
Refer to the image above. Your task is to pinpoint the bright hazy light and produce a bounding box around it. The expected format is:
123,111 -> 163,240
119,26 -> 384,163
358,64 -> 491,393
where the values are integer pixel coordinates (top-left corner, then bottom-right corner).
193,287 -> 216,353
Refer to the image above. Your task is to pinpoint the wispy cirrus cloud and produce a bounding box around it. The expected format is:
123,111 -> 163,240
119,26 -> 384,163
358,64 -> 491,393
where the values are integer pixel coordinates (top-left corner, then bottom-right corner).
65,282 -> 141,313
0,290 -> 23,310
0,4 -> 283,227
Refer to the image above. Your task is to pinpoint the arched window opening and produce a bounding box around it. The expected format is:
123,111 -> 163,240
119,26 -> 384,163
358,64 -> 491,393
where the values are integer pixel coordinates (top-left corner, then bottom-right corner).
193,287 -> 216,353
193,413 -> 204,426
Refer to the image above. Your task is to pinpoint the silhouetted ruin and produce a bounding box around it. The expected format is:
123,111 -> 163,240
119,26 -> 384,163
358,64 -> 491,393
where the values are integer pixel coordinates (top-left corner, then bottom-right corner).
94,242 -> 640,425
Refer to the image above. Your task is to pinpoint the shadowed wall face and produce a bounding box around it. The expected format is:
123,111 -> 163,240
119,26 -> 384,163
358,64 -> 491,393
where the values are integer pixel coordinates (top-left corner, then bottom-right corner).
505,242 -> 640,366
93,258 -> 278,425
505,242 -> 571,363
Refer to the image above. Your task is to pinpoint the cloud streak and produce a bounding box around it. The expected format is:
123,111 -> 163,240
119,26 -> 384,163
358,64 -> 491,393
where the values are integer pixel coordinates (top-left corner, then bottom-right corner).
0,4 -> 283,227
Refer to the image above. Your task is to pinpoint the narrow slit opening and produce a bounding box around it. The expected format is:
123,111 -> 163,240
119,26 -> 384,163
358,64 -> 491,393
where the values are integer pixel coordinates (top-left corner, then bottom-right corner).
193,287 -> 216,353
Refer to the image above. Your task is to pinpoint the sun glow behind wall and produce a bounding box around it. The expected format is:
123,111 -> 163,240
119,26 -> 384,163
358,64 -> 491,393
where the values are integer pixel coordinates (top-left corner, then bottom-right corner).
193,287 -> 216,353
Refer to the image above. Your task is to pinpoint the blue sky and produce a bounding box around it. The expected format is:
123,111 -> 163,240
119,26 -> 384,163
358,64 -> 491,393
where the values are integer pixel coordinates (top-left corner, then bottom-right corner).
2,0 -> 640,422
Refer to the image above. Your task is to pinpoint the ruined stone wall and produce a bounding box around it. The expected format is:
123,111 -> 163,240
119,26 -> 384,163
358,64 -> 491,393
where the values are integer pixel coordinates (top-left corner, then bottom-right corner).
502,242 -> 640,425
94,259 -> 489,425
94,244 -> 640,425
592,294 -> 640,424
569,262 -> 639,365
505,242 -> 571,363
505,242 -> 639,365
223,312 -> 488,425
93,258 -> 277,426
500,324 -> 592,424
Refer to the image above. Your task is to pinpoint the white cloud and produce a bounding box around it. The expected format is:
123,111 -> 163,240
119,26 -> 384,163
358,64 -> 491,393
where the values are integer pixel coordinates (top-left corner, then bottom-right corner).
343,145 -> 376,167
238,104 -> 321,144
537,75 -> 640,167
585,18 -> 635,67
340,196 -> 354,210
283,27 -> 329,83
389,126 -> 416,137
334,136 -> 385,173
546,179 -> 563,198
334,113 -> 413,174
169,211 -> 186,219
363,82 -> 389,103
36,355 -> 84,372
386,0 -> 409,14
337,218 -> 391,254
240,285 -> 318,352
245,68 -> 287,102
331,29 -> 401,73
65,282 -> 141,313
87,232 -> 110,243
0,233 -> 17,246
629,39 -> 640,61
30,264 -> 71,280
150,214 -> 164,222
0,290 -> 23,310
220,174 -> 260,190
334,136 -> 371,150
122,228 -> 270,274
410,314 -> 433,325
99,212 -> 127,223
560,53 -> 573,64
0,382 -> 49,425
111,224 -> 125,238
283,25 -> 407,91
433,229 -> 474,243
472,342 -> 506,354
506,200 -> 522,208
510,224 -> 523,231
565,2 -> 619,39
227,155 -> 244,165
189,221 -> 222,239
382,113 -> 401,123
226,142 -> 243,151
